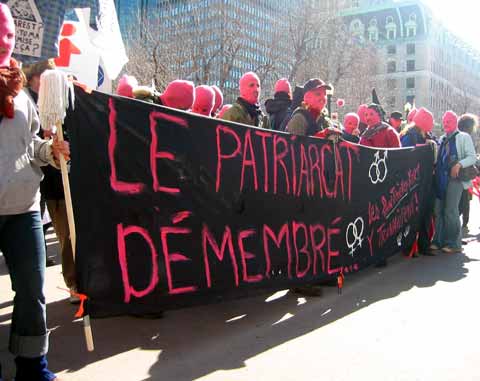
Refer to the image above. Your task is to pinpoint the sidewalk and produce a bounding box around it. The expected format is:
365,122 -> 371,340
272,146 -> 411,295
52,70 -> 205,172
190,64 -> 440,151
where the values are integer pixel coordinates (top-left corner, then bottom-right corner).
1,209 -> 480,381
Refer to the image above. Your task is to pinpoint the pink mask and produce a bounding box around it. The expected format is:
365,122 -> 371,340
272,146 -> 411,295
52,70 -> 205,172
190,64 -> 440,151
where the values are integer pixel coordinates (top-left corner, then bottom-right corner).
443,111 -> 458,133
365,108 -> 381,127
116,75 -> 138,98
343,113 -> 360,134
239,72 -> 260,104
0,5 -> 14,67
357,104 -> 368,124
304,88 -> 327,111
192,85 -> 215,116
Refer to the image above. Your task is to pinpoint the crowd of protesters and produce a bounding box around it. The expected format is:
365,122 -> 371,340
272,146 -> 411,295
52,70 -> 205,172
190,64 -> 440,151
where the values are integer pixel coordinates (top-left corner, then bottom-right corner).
0,0 -> 478,377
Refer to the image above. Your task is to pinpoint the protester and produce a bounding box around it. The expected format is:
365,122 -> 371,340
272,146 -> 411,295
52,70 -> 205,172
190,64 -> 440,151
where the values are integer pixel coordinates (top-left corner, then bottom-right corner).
221,71 -> 269,128
0,4 -> 68,380
116,74 -> 138,98
357,104 -> 369,134
400,107 -> 438,256
389,111 -> 403,133
431,111 -> 476,253
457,113 -> 479,236
23,59 -> 57,267
133,79 -> 195,111
359,104 -> 400,148
265,78 -> 292,131
407,107 -> 417,124
342,112 -> 360,143
217,104 -> 232,118
192,85 -> 215,116
24,60 -> 79,301
286,78 -> 332,136
211,85 -> 223,117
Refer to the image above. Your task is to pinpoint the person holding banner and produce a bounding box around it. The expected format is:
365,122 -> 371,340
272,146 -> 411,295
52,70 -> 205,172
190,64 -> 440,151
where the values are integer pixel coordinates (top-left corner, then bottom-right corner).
359,104 -> 400,148
0,4 -> 68,380
286,78 -> 333,136
341,112 -> 361,143
211,85 -> 224,117
432,111 -> 476,253
23,59 -> 78,302
400,107 -> 438,256
221,71 -> 269,128
457,113 -> 479,236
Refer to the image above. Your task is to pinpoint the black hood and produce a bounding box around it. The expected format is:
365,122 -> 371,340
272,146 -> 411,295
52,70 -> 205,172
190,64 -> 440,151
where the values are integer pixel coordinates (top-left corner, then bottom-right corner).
265,92 -> 292,114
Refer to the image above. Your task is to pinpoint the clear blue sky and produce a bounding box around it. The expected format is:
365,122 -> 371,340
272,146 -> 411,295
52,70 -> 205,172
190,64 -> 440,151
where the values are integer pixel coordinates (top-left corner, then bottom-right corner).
421,0 -> 479,50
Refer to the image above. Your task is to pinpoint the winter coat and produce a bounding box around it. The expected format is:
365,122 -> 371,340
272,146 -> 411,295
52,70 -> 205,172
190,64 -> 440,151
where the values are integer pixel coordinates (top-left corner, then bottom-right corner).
221,99 -> 269,129
359,123 -> 400,148
286,106 -> 332,137
265,92 -> 291,131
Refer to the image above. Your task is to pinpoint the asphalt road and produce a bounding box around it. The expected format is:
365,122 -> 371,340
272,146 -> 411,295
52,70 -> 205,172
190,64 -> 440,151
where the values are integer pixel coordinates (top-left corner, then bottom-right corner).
1,203 -> 479,381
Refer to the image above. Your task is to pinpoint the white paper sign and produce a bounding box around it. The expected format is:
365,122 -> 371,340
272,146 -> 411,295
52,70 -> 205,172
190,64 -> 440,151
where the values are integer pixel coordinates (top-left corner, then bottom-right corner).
8,0 -> 44,57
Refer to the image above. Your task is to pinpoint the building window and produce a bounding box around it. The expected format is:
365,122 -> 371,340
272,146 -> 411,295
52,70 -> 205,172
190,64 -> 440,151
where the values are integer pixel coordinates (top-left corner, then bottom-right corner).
407,60 -> 415,71
406,77 -> 415,89
387,28 -> 396,40
406,43 -> 415,55
351,0 -> 360,7
387,61 -> 396,73
386,16 -> 394,24
406,26 -> 416,37
406,95 -> 415,105
387,45 -> 396,54
368,29 -> 378,42
387,79 -> 397,90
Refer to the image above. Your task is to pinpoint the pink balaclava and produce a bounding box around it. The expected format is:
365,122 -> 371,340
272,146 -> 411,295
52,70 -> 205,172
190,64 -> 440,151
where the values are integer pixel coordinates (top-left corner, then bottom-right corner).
192,85 -> 215,116
211,85 -> 223,115
160,80 -> 195,110
217,104 -> 232,118
0,4 -> 15,67
357,104 -> 368,125
413,107 -> 434,133
443,110 -> 458,134
407,108 -> 417,124
116,74 -> 138,98
274,78 -> 292,98
239,72 -> 260,104
343,113 -> 360,135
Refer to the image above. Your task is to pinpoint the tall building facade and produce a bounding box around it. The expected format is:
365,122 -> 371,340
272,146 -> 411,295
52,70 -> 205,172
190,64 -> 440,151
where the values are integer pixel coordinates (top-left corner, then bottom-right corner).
340,0 -> 480,123
114,0 -> 293,100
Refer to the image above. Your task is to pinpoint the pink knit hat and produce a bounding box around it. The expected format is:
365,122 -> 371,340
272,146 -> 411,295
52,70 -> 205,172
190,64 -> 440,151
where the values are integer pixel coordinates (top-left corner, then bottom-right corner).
413,107 -> 434,132
211,85 -> 223,115
407,108 -> 417,124
217,104 -> 232,118
192,85 -> 215,116
274,78 -> 292,98
357,104 -> 368,124
116,74 -> 138,98
160,80 -> 195,110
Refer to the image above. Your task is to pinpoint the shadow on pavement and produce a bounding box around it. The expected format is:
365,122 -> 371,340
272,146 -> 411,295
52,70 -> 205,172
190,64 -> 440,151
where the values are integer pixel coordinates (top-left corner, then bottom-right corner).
0,250 -> 472,380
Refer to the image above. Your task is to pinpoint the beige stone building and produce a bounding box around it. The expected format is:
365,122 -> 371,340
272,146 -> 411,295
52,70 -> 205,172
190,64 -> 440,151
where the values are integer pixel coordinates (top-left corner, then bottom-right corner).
340,0 -> 480,131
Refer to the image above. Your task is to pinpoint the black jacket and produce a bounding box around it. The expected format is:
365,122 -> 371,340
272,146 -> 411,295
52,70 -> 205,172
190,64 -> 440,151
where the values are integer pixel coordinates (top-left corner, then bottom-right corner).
265,92 -> 292,131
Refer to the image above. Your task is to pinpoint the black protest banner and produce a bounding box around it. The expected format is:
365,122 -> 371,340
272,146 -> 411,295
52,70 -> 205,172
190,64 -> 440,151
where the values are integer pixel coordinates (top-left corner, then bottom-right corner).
66,88 -> 434,318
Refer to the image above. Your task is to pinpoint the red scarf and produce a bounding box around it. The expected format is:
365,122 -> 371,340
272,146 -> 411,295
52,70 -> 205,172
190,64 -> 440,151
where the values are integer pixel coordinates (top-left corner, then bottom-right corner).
0,58 -> 24,119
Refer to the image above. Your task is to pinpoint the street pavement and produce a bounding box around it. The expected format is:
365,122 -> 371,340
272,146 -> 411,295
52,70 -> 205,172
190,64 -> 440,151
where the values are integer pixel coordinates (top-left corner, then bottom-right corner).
1,204 -> 480,381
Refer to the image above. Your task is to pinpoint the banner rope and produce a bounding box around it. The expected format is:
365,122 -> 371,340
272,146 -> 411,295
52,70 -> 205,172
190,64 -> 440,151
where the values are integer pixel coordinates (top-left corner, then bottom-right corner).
57,287 -> 89,318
